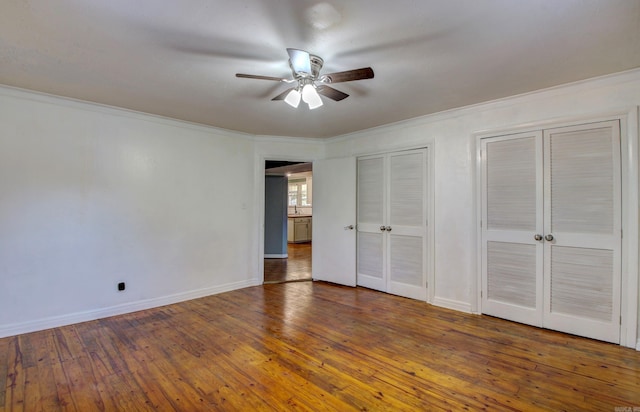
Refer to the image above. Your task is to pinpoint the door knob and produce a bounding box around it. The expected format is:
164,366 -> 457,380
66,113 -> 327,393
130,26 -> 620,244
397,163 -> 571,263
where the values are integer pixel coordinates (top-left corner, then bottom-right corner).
344,225 -> 354,230
380,226 -> 386,231
385,226 -> 392,232
534,234 -> 543,241
545,234 -> 554,241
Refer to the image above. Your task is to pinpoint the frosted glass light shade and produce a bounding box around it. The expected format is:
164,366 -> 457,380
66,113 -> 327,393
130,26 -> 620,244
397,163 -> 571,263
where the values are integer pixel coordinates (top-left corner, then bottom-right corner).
284,89 -> 301,108
302,84 -> 323,109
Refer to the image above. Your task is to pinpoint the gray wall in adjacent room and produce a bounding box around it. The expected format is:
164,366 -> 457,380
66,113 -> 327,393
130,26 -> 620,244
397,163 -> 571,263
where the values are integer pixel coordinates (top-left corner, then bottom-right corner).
264,175 -> 288,256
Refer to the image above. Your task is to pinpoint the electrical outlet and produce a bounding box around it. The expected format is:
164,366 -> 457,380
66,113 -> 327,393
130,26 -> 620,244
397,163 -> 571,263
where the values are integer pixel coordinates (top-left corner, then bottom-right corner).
118,282 -> 125,291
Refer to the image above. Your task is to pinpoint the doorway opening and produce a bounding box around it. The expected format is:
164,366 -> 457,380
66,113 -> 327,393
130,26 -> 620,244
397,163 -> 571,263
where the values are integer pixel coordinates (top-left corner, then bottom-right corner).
264,160 -> 313,284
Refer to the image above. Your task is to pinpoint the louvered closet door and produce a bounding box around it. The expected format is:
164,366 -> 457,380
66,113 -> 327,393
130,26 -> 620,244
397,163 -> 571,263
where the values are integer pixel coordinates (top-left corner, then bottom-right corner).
543,121 -> 621,343
357,149 -> 428,300
357,155 -> 386,292
387,149 -> 428,300
481,131 -> 544,326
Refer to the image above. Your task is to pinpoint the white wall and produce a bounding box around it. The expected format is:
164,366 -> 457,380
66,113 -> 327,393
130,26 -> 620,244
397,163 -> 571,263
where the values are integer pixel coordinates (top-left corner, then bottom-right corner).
325,69 -> 640,347
0,87 -> 261,337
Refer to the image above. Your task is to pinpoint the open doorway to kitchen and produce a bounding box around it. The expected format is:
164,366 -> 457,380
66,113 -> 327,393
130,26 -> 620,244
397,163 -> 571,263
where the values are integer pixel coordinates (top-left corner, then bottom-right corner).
264,160 -> 312,284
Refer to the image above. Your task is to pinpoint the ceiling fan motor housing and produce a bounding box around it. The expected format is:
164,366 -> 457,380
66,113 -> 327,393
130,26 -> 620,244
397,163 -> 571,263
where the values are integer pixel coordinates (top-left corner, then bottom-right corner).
309,55 -> 324,79
290,54 -> 324,80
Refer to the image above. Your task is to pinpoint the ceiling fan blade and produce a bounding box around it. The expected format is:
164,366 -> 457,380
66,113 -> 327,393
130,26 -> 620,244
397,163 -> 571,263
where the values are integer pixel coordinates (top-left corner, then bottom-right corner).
316,85 -> 349,101
287,48 -> 312,75
322,67 -> 374,83
271,87 -> 296,101
236,73 -> 289,82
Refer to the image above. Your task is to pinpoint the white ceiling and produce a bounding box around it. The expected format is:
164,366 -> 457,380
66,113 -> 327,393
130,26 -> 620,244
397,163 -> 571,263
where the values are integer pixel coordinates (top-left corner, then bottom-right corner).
1,1 -> 639,138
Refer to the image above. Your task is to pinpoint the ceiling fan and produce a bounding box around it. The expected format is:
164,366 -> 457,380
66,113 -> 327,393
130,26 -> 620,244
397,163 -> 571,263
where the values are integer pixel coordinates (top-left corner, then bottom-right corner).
236,48 -> 374,109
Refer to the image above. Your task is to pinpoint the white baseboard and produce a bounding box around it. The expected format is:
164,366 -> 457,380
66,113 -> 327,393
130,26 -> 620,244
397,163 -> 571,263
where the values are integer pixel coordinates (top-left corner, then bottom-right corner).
432,296 -> 473,313
636,339 -> 640,351
264,254 -> 288,258
0,278 -> 261,339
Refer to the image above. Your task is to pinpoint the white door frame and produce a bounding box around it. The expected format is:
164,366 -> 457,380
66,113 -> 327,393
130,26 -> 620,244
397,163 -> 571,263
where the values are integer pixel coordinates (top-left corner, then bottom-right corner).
256,154 -> 316,284
474,108 -> 639,349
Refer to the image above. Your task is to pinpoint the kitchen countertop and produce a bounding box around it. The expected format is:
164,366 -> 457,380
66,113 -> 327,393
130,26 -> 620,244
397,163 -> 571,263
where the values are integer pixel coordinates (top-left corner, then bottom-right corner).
288,215 -> 312,218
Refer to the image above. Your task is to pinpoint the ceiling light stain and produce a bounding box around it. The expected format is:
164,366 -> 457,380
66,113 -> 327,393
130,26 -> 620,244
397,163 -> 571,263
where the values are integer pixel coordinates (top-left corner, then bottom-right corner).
305,3 -> 342,30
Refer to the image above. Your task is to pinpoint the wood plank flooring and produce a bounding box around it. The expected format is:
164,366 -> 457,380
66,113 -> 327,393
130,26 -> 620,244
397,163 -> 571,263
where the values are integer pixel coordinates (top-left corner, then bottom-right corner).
2,281 -> 640,411
264,242 -> 311,284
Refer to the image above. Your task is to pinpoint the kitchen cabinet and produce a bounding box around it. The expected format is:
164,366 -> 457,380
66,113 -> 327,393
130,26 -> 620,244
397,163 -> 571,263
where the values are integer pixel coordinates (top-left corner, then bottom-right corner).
288,216 -> 312,243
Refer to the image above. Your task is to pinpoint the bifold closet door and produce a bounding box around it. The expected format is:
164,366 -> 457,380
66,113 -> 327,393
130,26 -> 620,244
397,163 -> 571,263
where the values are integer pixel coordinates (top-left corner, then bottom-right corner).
481,121 -> 622,344
387,150 -> 427,300
542,121 -> 621,343
481,131 -> 544,326
356,149 -> 428,300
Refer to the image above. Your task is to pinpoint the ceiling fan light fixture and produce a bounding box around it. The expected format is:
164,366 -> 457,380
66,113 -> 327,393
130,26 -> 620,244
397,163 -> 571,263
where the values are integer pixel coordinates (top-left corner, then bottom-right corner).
284,88 -> 301,108
302,83 -> 323,109
237,48 -> 373,110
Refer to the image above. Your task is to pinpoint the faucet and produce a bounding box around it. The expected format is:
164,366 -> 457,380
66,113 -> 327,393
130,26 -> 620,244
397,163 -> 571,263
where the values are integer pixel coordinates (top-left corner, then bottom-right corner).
294,205 -> 298,214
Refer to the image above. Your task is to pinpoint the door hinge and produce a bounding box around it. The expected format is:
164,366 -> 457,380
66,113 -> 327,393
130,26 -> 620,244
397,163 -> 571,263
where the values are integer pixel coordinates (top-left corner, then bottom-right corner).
621,229 -> 623,239
480,290 -> 483,298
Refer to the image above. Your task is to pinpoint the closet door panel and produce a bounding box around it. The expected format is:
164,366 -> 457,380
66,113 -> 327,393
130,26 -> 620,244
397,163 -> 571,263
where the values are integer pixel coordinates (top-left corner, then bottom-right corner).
387,150 -> 427,300
357,156 -> 386,291
486,241 -> 537,308
358,157 -> 384,225
486,137 -> 538,231
388,235 -> 425,299
481,132 -> 544,327
357,232 -> 384,279
550,246 -> 613,322
543,121 -> 621,343
550,126 -> 614,234
390,151 -> 423,227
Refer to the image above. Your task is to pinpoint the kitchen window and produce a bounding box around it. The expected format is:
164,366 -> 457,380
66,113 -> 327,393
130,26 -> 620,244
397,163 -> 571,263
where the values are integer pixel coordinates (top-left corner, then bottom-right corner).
288,179 -> 310,206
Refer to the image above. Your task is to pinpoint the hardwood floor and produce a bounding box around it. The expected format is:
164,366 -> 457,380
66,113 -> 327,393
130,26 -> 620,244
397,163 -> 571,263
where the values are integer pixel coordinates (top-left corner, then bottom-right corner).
264,242 -> 311,283
2,282 -> 640,411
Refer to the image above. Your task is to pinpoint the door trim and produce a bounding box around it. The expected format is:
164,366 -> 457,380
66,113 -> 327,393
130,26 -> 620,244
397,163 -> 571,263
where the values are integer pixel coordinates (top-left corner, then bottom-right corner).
256,154 -> 317,284
474,108 -> 639,349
